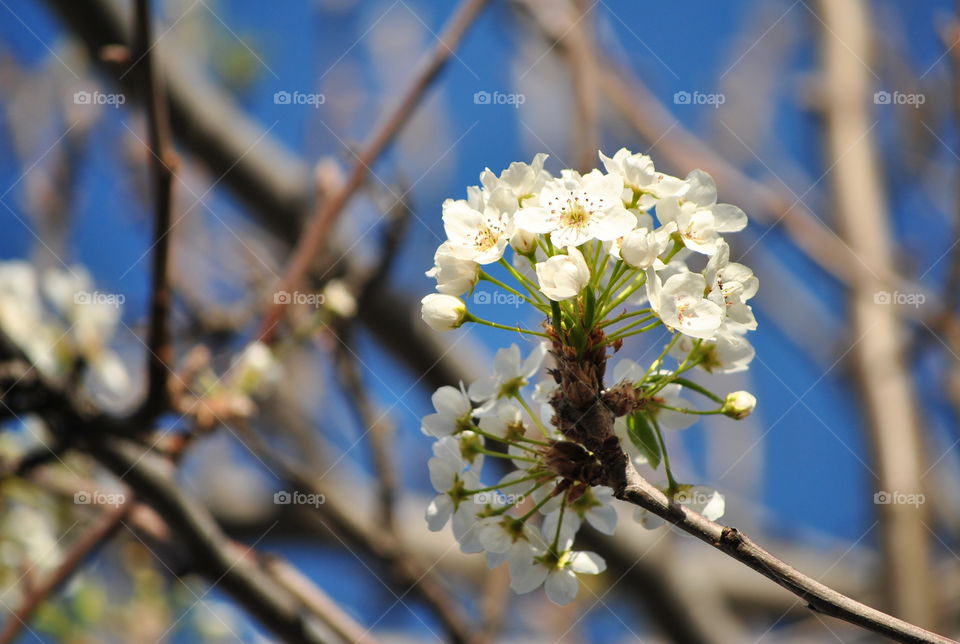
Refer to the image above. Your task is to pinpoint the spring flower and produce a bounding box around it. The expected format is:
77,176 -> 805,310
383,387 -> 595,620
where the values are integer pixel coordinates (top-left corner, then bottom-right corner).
704,240 -> 758,331
481,153 -> 550,209
516,170 -> 635,247
420,294 -> 468,331
599,148 -> 687,209
442,194 -> 513,264
422,383 -> 473,437
427,243 -> 481,295
656,170 -> 747,255
509,542 -> 606,605
650,271 -> 724,339
618,222 -> 676,269
422,150 -> 759,603
469,342 -> 547,414
535,247 -> 590,301
230,342 -> 281,395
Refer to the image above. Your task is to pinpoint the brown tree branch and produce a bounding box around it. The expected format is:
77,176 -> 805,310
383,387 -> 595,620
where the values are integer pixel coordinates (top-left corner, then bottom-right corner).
0,501 -> 132,644
614,460 -> 955,644
256,0 -> 491,342
134,0 -> 178,417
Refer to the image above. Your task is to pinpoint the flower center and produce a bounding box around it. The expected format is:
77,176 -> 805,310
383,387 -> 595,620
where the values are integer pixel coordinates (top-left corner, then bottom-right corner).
474,221 -> 504,251
549,191 -> 604,230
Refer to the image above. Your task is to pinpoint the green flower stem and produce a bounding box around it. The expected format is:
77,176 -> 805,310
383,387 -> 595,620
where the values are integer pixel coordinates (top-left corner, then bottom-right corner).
519,483 -> 558,521
599,308 -> 653,328
475,447 -> 539,463
513,393 -> 551,439
551,300 -> 564,334
605,319 -> 663,342
468,426 -> 542,452
666,377 -> 724,404
598,272 -> 647,319
596,262 -> 633,312
466,315 -> 549,338
653,403 -> 722,415
464,473 -> 544,495
662,237 -> 685,263
646,341 -> 705,395
651,415 -> 679,494
642,334 -> 680,383
551,488 -> 570,552
497,258 -> 545,304
479,271 -> 548,311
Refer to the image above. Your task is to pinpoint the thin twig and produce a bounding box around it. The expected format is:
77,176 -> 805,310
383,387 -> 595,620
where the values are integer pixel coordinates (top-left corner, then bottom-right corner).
615,462 -> 956,644
0,501 -> 132,644
134,0 -> 177,416
257,0 -> 491,342
235,422 -> 475,644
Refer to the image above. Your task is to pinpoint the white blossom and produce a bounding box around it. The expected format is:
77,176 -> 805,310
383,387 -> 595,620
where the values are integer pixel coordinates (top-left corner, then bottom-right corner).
426,243 -> 481,295
535,247 -> 590,301
421,384 -> 473,437
516,170 -> 635,247
442,192 -> 513,264
599,148 -> 687,209
468,342 -> 547,414
649,271 -> 724,339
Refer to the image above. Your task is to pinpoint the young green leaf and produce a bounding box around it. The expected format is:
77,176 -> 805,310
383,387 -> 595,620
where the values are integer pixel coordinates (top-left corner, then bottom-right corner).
626,411 -> 661,469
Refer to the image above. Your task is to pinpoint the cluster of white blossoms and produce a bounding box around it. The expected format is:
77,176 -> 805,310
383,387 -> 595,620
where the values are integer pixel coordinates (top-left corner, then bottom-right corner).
420,150 -> 758,605
0,261 -> 130,403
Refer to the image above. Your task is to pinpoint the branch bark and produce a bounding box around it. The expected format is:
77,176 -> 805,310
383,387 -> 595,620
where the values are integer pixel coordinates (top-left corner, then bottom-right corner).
614,462 -> 955,644
134,0 -> 178,417
256,0 -> 491,342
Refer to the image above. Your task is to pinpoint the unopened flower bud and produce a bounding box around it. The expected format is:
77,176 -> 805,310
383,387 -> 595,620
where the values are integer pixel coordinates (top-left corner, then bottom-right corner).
510,228 -> 538,255
421,294 -> 468,331
721,391 -> 756,419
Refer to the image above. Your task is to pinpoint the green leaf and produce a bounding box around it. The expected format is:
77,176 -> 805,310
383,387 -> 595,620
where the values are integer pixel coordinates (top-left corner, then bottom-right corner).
626,412 -> 661,469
